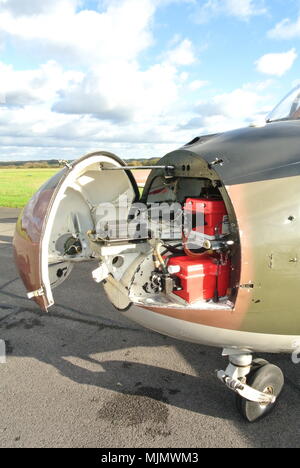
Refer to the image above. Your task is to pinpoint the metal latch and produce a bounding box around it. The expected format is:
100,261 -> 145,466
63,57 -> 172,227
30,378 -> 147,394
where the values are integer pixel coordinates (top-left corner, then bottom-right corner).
58,160 -> 72,169
209,158 -> 224,169
92,264 -> 109,284
240,283 -> 254,289
27,287 -> 45,299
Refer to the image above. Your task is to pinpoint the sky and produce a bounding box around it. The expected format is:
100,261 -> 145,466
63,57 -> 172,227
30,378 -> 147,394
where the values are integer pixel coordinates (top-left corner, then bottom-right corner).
0,0 -> 300,162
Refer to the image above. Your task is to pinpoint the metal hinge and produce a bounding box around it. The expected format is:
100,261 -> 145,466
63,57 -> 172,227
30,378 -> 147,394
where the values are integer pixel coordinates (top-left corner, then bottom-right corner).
27,287 -> 45,299
209,157 -> 224,169
58,160 -> 72,169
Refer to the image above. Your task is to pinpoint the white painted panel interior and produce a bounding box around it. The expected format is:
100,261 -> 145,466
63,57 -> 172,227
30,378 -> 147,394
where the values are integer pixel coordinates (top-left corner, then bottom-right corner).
42,153 -> 137,307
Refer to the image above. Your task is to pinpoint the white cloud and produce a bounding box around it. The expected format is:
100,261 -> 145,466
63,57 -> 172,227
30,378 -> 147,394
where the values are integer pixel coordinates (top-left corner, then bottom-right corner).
0,3 -> 202,161
6,2 -> 207,142
0,60 -> 278,161
0,61 -> 83,108
165,39 -> 196,66
268,16 -> 300,40
198,88 -> 264,119
0,77 -> 279,162
255,49 -> 298,77
0,0 -> 276,162
52,57 -> 190,123
181,82 -> 275,132
189,80 -> 209,91
225,0 -> 266,18
195,0 -> 267,23
0,0 -> 79,16
0,0 -> 156,66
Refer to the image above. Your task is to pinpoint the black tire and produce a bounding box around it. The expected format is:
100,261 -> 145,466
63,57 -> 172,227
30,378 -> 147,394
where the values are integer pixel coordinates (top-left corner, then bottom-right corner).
236,364 -> 284,423
252,358 -> 269,368
235,359 -> 269,415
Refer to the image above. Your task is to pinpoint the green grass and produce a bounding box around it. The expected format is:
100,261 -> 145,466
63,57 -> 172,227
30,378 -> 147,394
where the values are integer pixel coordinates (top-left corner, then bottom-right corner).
0,168 -> 145,208
0,168 -> 59,208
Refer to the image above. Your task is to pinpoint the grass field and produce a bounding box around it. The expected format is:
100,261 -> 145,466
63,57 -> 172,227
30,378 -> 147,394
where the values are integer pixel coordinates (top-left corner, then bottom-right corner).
0,168 -> 59,208
0,168 -> 144,208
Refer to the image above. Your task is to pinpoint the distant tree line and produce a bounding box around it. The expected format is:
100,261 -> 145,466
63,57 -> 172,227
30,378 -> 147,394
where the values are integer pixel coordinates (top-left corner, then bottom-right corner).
124,158 -> 160,166
0,160 -> 61,169
0,157 -> 160,169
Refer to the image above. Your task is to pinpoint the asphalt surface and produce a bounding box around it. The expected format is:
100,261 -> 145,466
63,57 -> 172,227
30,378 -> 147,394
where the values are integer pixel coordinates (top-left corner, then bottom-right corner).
0,206 -> 300,448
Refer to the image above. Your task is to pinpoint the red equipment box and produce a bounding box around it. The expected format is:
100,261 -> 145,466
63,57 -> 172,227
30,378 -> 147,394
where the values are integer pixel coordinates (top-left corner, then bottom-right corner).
184,198 -> 229,238
167,254 -> 230,304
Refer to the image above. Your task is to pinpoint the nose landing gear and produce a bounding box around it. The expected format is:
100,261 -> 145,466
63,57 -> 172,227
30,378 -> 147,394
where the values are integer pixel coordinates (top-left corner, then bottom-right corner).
217,349 -> 284,422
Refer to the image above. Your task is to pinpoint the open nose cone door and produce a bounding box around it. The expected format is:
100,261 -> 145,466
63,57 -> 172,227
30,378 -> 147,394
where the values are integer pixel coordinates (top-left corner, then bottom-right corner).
13,152 -> 139,311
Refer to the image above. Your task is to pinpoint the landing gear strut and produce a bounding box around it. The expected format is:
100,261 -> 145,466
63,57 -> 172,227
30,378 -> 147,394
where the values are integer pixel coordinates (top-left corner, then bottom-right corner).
217,349 -> 284,422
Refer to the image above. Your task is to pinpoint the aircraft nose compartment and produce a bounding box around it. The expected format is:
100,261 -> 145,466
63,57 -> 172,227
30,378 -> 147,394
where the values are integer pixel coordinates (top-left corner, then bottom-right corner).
117,152 -> 241,311
14,147 -> 240,313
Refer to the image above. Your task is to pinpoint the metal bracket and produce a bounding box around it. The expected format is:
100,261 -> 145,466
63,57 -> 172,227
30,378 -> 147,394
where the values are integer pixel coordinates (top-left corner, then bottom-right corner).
209,158 -> 224,169
99,164 -> 175,178
58,160 -> 72,169
92,264 -> 109,284
100,165 -> 174,171
217,371 -> 276,405
239,283 -> 254,289
27,287 -> 45,299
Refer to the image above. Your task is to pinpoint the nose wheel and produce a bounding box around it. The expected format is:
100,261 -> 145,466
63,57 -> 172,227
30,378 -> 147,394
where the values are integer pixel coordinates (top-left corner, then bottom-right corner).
236,360 -> 284,422
217,350 -> 284,423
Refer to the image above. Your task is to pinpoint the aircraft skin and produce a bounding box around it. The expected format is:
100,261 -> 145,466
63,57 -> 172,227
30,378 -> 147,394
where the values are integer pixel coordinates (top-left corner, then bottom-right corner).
13,120 -> 300,355
13,167 -> 68,311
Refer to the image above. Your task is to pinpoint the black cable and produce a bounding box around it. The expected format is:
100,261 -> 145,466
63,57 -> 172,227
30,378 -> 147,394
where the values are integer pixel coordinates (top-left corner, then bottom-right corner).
161,243 -> 184,256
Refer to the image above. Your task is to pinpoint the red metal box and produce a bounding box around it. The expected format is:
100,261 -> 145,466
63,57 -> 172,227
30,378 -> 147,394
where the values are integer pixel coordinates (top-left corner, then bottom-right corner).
167,254 -> 230,303
184,198 -> 229,238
